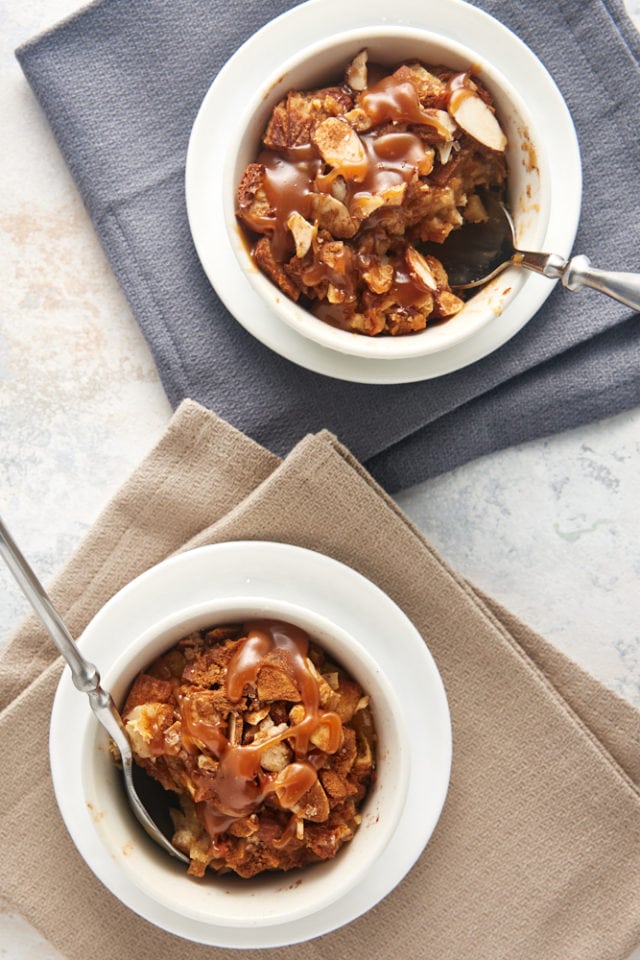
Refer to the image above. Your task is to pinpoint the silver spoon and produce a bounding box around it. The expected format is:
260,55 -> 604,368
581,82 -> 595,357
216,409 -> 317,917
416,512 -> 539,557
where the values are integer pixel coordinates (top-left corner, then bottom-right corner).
0,514 -> 188,865
432,192 -> 640,311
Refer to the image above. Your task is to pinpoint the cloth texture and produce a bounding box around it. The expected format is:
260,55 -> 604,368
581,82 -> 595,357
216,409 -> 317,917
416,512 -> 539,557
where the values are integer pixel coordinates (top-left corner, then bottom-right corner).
1,400 -> 640,960
15,0 -> 640,492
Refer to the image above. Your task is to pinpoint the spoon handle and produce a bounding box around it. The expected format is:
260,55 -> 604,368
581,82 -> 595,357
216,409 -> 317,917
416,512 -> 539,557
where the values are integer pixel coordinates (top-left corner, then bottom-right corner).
561,255 -> 640,312
0,514 -> 133,743
0,515 -> 190,863
0,515 -> 102,693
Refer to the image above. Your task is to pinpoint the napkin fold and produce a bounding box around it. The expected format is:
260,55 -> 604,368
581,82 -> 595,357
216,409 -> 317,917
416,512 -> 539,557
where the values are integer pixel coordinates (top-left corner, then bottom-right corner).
1,400 -> 640,960
15,0 -> 640,492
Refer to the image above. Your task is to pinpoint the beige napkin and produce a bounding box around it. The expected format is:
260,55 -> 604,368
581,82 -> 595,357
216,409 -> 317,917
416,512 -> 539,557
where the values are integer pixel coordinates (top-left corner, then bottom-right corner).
1,399 -> 640,960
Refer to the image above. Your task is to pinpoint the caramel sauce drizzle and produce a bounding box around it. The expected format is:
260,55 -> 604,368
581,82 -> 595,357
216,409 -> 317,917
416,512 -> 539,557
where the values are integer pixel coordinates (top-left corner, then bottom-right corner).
179,620 -> 342,838
359,73 -> 453,139
255,67 -> 473,233
447,71 -> 475,112
260,147 -> 322,258
245,65 -> 478,329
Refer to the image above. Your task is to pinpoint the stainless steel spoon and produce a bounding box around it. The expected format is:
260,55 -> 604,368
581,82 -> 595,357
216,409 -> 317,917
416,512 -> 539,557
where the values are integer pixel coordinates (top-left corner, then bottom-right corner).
432,192 -> 640,312
0,515 -> 188,865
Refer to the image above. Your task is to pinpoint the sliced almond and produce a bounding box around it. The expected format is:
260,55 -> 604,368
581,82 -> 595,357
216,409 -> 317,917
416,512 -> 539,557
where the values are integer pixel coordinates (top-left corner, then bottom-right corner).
436,290 -> 465,316
305,657 -> 340,709
362,261 -> 394,295
311,193 -> 357,239
253,720 -> 286,743
346,48 -> 368,91
286,211 -> 316,258
405,246 -> 438,291
422,251 -> 451,288
449,92 -> 507,152
422,108 -> 457,142
342,107 -> 372,132
350,193 -> 385,220
311,117 -> 368,181
436,141 -> 455,166
350,183 -> 405,220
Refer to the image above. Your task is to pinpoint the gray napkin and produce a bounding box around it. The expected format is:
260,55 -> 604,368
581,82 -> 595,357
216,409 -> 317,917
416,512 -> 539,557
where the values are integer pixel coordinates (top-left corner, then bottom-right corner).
16,0 -> 640,492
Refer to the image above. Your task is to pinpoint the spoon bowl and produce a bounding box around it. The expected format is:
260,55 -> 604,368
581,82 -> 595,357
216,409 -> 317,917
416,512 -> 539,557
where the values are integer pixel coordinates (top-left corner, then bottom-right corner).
422,191 -> 522,289
432,191 -> 640,312
0,515 -> 188,865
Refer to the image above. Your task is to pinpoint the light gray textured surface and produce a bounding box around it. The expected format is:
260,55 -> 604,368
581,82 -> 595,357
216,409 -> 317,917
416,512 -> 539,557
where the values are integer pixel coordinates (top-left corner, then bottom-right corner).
1,0 -> 640,956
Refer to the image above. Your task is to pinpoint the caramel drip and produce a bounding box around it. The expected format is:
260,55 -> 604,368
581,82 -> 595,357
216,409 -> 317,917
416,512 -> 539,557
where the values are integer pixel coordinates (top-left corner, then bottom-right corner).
387,254 -> 435,306
260,130 -> 427,213
272,813 -> 300,850
360,75 -> 432,125
358,130 -> 428,194
182,620 -> 342,839
447,71 -> 475,111
259,147 -> 322,258
274,760 -> 318,808
180,698 -> 228,756
224,629 -> 272,702
358,73 -> 454,139
369,129 -> 426,163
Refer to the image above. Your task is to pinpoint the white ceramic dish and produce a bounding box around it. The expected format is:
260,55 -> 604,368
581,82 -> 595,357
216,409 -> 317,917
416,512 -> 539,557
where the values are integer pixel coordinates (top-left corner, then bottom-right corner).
78,596 -> 410,929
222,26 -> 549,361
185,0 -> 581,384
50,542 -> 452,948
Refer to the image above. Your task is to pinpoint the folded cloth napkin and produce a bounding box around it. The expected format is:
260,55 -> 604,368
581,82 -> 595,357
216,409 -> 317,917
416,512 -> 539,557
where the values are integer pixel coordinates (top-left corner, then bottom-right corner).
14,0 -> 640,492
1,400 -> 640,960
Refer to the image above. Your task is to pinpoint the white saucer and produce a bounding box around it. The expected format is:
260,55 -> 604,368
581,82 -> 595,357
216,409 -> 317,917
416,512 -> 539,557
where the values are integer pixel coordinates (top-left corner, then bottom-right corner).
185,0 -> 581,384
50,542 -> 452,948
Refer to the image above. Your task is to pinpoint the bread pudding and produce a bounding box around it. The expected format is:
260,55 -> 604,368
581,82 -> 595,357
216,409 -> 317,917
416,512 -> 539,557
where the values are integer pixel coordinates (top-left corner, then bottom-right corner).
122,619 -> 376,878
236,48 -> 507,337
